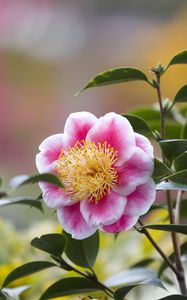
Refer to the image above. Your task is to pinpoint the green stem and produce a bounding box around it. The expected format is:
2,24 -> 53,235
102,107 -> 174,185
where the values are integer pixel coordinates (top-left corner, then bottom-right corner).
154,71 -> 187,295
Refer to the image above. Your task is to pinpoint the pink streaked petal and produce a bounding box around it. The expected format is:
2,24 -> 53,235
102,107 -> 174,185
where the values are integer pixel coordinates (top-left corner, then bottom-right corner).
64,112 -> 98,143
80,191 -> 127,227
114,147 -> 154,196
39,182 -> 72,208
57,202 -> 97,240
86,113 -> 135,166
125,179 -> 156,216
36,133 -> 71,172
101,214 -> 139,233
135,133 -> 154,158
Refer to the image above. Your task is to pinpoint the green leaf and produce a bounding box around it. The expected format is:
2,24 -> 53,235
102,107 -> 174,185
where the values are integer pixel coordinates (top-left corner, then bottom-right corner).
142,224 -> 187,235
159,139 -> 187,161
105,268 -> 156,287
157,296 -> 187,300
31,234 -> 66,257
170,85 -> 187,110
156,181 -> 187,191
2,261 -> 57,287
114,278 -> 166,300
77,67 -> 153,94
0,197 -> 43,212
1,286 -> 30,300
152,159 -> 172,182
64,231 -> 99,268
130,258 -> 155,269
40,277 -> 101,300
130,107 -> 161,121
173,152 -> 187,171
123,114 -> 155,139
167,50 -> 187,69
10,173 -> 63,189
167,170 -> 187,185
159,241 -> 187,276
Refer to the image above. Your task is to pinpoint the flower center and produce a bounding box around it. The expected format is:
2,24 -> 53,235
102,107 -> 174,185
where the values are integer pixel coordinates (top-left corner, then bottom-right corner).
56,140 -> 118,203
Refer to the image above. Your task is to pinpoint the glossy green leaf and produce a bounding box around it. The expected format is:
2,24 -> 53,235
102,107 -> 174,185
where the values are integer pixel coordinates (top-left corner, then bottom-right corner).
31,234 -> 66,257
156,181 -> 187,191
130,107 -> 161,121
170,85 -> 187,110
104,268 -> 156,287
173,152 -> 187,171
167,170 -> 187,185
114,278 -> 166,300
123,114 -> 155,138
10,173 -> 63,189
1,286 -> 30,300
2,261 -> 57,287
167,50 -> 187,69
159,139 -> 187,161
142,224 -> 187,235
152,159 -> 172,182
0,197 -> 43,212
40,277 -> 101,299
64,231 -> 99,268
157,296 -> 187,300
77,67 -> 153,94
159,241 -> 187,276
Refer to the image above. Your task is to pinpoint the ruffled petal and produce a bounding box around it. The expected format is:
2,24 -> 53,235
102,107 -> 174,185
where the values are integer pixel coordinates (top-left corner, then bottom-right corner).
86,113 -> 135,166
57,202 -> 97,239
36,133 -> 70,172
125,179 -> 156,216
101,214 -> 138,233
114,147 -> 154,196
135,133 -> 154,158
64,112 -> 98,143
80,191 -> 126,227
39,182 -> 72,208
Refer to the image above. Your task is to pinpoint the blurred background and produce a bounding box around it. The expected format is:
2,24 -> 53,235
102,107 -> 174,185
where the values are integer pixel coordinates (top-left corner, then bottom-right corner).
0,1 -> 187,299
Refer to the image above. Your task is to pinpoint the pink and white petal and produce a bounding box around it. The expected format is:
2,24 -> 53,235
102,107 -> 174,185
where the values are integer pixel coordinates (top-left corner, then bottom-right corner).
57,202 -> 97,240
114,147 -> 154,196
86,113 -> 136,166
80,191 -> 127,227
64,112 -> 98,143
36,133 -> 70,172
125,179 -> 156,216
39,182 -> 72,208
101,214 -> 139,233
135,133 -> 154,158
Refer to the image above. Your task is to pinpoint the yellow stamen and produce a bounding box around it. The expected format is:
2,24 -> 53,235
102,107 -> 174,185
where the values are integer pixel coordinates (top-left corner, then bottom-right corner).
56,140 -> 118,203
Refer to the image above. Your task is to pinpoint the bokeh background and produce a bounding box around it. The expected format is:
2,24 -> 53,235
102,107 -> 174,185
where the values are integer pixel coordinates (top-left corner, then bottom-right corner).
0,1 -> 187,299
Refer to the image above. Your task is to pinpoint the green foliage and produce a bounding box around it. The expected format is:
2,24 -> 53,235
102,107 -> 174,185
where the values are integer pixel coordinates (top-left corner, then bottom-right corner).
10,173 -> 63,189
113,278 -> 166,300
31,234 -> 66,257
159,139 -> 187,161
173,152 -> 187,171
142,224 -> 187,235
166,50 -> 187,70
2,262 -> 57,287
0,197 -> 43,212
152,159 -> 172,183
169,85 -> 187,110
123,114 -> 156,139
63,231 -> 99,268
77,67 -> 153,94
40,277 -> 101,300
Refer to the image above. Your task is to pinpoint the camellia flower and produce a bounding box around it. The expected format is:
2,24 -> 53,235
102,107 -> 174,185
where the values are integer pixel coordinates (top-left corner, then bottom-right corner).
36,112 -> 155,239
